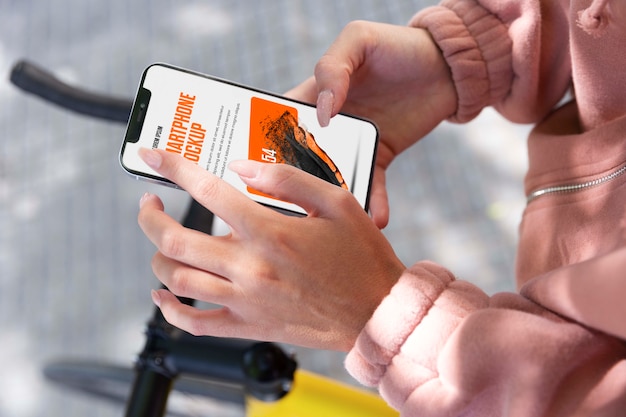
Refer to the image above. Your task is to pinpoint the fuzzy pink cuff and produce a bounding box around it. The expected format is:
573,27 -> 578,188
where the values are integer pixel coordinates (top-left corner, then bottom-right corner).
410,0 -> 512,123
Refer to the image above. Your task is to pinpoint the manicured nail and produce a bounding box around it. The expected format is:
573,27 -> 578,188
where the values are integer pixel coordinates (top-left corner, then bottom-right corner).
151,289 -> 161,307
317,89 -> 334,127
228,159 -> 260,179
139,148 -> 162,169
139,192 -> 152,208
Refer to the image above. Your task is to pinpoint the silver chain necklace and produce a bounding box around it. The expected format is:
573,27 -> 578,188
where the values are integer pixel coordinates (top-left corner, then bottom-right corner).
526,163 -> 626,204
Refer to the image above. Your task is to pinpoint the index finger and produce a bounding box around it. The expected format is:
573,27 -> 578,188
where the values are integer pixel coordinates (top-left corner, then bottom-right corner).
313,20 -> 374,125
139,148 -> 272,231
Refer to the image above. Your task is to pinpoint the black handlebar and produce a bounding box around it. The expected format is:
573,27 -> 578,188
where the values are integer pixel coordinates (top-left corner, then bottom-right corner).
9,60 -> 133,123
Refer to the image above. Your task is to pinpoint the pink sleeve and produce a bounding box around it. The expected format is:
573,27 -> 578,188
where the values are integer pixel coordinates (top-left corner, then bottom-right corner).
346,261 -> 626,416
410,0 -> 571,124
345,261 -> 488,388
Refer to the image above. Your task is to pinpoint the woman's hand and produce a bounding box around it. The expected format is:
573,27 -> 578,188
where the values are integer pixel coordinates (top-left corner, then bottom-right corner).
286,21 -> 456,228
137,148 -> 405,351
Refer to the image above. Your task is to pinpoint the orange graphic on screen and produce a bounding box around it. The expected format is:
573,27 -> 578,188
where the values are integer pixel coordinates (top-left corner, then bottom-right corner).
248,97 -> 347,199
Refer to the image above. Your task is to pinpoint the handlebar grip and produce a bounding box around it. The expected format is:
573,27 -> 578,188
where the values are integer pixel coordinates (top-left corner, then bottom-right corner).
9,59 -> 133,124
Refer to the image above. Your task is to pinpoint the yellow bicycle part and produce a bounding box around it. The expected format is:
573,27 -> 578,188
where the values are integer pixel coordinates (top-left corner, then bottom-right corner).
247,369 -> 398,417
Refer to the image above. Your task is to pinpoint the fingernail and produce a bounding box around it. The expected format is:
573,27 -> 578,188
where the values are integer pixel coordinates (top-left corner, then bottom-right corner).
317,89 -> 334,127
151,289 -> 161,307
139,192 -> 152,208
228,159 -> 260,179
139,148 -> 162,169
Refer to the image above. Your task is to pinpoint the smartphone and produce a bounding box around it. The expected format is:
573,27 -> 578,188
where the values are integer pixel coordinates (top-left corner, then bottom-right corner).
120,63 -> 378,215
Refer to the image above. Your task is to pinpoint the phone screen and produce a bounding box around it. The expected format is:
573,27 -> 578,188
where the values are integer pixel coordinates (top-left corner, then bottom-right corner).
120,63 -> 378,214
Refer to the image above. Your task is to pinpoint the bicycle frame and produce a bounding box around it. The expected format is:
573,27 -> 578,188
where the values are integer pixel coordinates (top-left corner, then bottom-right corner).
10,60 -> 397,417
247,370 -> 397,417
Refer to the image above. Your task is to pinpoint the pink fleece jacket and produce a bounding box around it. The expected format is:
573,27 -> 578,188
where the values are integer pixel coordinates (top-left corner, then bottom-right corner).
345,1 -> 626,415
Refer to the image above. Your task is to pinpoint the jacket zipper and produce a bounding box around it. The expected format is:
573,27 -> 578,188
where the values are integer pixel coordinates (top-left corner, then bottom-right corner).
526,163 -> 626,204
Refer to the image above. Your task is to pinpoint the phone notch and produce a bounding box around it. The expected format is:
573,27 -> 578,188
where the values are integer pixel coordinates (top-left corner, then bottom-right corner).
125,87 -> 151,143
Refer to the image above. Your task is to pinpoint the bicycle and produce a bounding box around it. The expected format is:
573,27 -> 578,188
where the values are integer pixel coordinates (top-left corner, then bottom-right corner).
9,60 -> 398,417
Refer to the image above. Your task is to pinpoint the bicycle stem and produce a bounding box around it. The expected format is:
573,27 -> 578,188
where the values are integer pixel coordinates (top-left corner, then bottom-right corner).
125,199 -> 297,417
126,300 -> 297,416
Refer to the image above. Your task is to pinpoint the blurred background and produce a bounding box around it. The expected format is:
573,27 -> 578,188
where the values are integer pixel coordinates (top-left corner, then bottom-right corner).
0,1 -> 531,416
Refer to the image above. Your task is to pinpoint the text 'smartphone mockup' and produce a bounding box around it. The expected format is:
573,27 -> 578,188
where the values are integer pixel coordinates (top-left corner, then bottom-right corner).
120,63 -> 379,214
